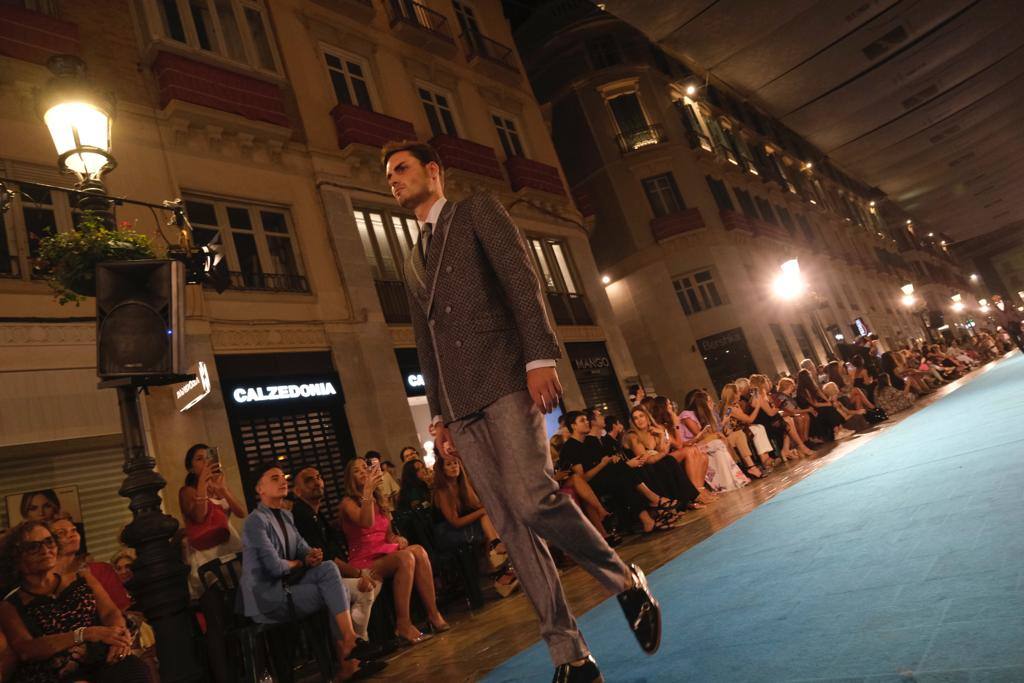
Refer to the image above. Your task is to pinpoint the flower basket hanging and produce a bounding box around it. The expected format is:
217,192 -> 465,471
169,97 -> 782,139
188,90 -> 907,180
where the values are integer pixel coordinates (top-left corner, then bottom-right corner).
36,211 -> 156,305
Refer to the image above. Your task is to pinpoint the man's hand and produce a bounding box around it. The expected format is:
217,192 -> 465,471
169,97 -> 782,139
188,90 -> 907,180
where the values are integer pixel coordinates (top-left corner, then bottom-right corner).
304,548 -> 323,568
435,423 -> 459,461
527,366 -> 563,414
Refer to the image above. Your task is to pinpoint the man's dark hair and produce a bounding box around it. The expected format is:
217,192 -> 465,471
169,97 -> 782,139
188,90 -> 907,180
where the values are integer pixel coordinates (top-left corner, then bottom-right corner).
605,415 -> 622,431
382,140 -> 443,172
363,450 -> 382,461
627,384 -> 641,395
563,410 -> 587,433
585,405 -> 601,420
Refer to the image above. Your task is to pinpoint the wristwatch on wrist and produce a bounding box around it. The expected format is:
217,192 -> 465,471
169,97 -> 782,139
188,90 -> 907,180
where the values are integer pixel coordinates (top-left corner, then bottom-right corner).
73,626 -> 86,644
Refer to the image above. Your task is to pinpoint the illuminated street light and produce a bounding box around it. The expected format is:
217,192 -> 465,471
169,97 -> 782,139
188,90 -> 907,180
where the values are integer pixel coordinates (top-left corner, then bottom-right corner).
37,55 -> 115,214
685,84 -> 697,96
970,273 -> 979,282
951,293 -> 964,313
900,283 -> 916,308
772,258 -> 806,300
601,275 -> 611,284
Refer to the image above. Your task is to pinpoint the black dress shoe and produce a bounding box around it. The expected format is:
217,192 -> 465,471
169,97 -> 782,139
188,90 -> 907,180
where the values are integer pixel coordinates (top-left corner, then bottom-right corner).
552,655 -> 604,683
617,563 -> 661,654
351,638 -> 385,661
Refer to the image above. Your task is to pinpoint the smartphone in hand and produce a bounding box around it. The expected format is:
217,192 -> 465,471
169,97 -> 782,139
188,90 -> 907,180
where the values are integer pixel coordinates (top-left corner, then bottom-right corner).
207,447 -> 221,472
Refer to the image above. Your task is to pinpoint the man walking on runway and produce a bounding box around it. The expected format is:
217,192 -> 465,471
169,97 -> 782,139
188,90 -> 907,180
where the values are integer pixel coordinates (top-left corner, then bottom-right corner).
383,140 -> 661,682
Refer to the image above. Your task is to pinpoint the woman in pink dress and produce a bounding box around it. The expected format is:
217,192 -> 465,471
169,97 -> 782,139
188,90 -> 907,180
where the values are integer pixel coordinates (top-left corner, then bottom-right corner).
338,458 -> 448,645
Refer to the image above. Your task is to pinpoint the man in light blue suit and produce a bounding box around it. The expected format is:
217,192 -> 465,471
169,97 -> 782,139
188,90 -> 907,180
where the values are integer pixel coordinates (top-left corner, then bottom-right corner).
240,465 -> 384,681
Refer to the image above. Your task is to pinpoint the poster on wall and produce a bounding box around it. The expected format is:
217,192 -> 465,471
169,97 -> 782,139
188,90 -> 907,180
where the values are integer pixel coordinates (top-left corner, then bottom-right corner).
4,485 -> 83,533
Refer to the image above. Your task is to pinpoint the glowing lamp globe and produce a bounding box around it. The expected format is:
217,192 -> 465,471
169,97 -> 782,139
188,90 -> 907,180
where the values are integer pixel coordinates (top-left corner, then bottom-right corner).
38,56 -> 115,182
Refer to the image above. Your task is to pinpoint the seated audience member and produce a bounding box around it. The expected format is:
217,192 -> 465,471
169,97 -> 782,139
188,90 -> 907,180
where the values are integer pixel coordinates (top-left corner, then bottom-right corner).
431,456 -> 518,597
679,390 -> 751,489
848,354 -> 877,403
379,462 -> 401,512
559,411 -> 676,534
290,467 -> 381,648
549,428 -> 619,546
619,405 -> 703,508
719,383 -> 776,468
339,459 -> 448,645
50,515 -> 131,613
881,352 -> 929,395
396,460 -> 432,511
821,382 -> 870,432
749,375 -> 815,459
825,361 -> 875,412
800,358 -> 828,386
111,549 -> 135,589
0,521 -> 149,682
240,466 -> 382,681
646,398 -> 711,498
399,447 -> 420,465
179,443 -> 245,683
775,377 -> 815,444
795,370 -> 854,441
872,372 -> 916,415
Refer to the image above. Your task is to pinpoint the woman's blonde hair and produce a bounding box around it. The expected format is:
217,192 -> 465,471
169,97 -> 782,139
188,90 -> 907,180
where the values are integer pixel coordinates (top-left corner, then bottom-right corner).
628,405 -> 658,432
821,381 -> 840,399
720,383 -> 739,405
111,548 -> 136,566
749,374 -> 770,391
777,377 -> 795,393
734,377 -> 750,392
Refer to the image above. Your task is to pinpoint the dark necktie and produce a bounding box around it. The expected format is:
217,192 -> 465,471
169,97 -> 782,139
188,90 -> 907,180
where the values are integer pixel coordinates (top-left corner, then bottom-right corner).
418,222 -> 433,267
270,508 -> 291,558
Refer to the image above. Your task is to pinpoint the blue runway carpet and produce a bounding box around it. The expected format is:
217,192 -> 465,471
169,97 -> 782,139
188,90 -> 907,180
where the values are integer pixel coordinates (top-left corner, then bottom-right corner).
486,354 -> 1024,682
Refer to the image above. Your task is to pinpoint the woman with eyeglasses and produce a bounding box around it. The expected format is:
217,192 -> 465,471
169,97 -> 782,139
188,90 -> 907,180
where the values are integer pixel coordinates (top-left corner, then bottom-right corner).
0,520 -> 151,682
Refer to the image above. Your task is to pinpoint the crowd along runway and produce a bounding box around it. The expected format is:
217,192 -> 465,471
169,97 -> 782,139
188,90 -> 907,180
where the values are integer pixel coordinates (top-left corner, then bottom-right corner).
485,353 -> 1024,682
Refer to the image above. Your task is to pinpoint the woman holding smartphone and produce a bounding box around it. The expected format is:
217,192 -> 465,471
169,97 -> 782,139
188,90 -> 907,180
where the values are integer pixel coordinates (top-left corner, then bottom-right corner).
179,443 -> 246,683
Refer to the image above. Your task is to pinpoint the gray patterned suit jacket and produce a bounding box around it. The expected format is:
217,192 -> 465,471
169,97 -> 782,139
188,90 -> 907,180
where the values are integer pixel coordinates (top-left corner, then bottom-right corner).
404,192 -> 561,423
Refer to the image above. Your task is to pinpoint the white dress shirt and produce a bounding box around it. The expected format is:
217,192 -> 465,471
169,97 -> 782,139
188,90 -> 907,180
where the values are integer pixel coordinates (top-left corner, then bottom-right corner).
416,197 -> 556,426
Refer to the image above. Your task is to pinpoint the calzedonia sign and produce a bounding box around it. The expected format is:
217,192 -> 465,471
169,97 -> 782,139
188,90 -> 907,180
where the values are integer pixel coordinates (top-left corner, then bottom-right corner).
232,381 -> 338,404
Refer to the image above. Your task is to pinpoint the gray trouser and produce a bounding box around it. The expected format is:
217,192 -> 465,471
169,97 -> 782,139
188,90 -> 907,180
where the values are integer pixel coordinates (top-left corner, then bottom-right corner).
265,562 -> 350,641
449,390 -> 630,666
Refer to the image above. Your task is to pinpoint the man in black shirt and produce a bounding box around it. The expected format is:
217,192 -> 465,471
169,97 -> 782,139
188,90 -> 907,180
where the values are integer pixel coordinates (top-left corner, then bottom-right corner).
291,467 -> 382,650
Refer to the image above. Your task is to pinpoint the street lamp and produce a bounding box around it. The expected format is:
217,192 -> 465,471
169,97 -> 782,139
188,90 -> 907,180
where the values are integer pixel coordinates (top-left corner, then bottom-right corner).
772,258 -> 806,300
773,258 -> 835,357
33,55 -> 203,681
951,293 -> 965,313
900,283 -> 916,308
979,298 -> 990,314
38,55 -> 116,216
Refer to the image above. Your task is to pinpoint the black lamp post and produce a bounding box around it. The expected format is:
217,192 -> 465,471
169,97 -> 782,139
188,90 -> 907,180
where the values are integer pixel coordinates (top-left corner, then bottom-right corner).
38,55 -> 204,682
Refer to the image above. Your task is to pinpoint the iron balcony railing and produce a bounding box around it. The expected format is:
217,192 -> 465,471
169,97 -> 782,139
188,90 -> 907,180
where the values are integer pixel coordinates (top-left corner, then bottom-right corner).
461,31 -> 518,72
615,124 -> 666,154
206,271 -> 309,293
385,0 -> 453,42
375,279 -> 412,324
547,292 -> 593,326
